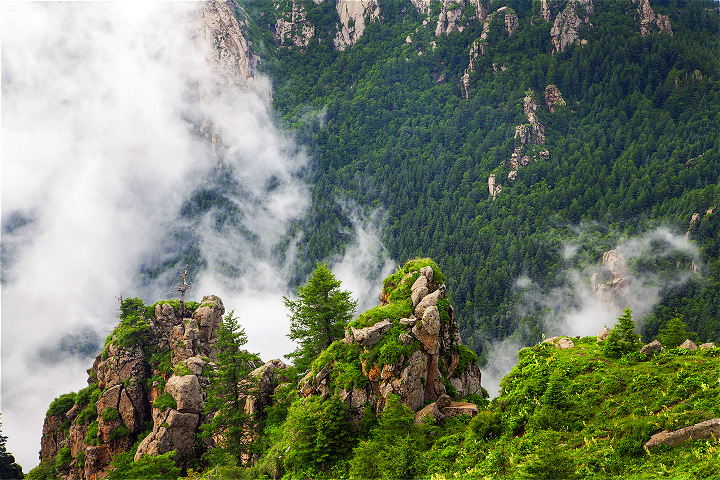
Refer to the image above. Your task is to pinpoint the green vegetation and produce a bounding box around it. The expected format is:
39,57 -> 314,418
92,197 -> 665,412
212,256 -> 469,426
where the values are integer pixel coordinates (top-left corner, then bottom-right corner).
201,312 -> 261,467
0,416 -> 24,479
106,451 -> 180,480
242,0 -> 720,365
284,263 -> 357,374
152,393 -> 177,411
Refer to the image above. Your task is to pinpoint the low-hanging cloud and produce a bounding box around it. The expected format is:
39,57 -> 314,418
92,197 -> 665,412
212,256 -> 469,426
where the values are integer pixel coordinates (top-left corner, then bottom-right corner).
0,2 -> 309,469
482,226 -> 702,398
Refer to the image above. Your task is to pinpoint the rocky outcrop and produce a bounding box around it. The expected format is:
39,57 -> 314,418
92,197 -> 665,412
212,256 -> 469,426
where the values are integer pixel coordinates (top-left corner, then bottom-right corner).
544,84 -> 566,112
39,295 -> 262,479
679,339 -> 697,351
631,0 -> 672,37
196,0 -> 257,85
334,0 -> 380,51
273,0 -> 315,48
644,418 -> 720,449
640,340 -> 663,355
550,0 -> 595,54
590,249 -> 630,310
542,336 -> 575,349
299,260 -> 483,418
505,90 -> 550,184
461,6 -> 518,98
434,0 -> 489,36
488,173 -> 502,200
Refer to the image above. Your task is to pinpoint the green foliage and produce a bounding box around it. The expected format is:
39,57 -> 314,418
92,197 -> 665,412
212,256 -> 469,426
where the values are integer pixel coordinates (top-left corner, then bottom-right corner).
603,307 -> 641,358
84,421 -> 101,446
108,297 -> 151,350
658,311 -> 695,348
282,396 -> 357,476
145,300 -> 200,319
106,451 -> 180,480
152,393 -> 177,411
201,311 -> 260,467
311,340 -> 367,392
101,408 -> 120,421
0,416 -> 24,479
285,263 -> 357,374
54,447 -> 71,469
26,463 -> 56,480
453,344 -> 478,377
46,393 -> 75,417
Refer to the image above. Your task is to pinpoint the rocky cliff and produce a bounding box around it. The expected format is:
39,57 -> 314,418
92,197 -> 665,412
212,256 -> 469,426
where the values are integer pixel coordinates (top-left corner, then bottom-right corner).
273,0 -> 315,49
489,86 -> 563,198
298,259 -> 482,421
334,0 -> 381,51
37,296 -> 287,479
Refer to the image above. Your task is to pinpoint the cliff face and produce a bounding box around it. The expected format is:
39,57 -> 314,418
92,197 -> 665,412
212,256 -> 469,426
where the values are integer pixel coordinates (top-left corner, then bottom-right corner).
334,0 -> 380,51
273,0 -> 315,48
298,259 -> 482,420
38,296 -> 287,479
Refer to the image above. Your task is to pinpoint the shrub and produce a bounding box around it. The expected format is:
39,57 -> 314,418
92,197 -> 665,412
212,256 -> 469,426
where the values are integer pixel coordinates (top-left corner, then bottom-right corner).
47,393 -> 75,417
152,393 -> 177,411
106,451 -> 180,480
101,408 -> 120,421
467,410 -> 501,441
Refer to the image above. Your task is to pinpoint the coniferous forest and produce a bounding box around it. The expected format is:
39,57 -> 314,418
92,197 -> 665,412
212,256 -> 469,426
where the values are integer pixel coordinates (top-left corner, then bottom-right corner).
11,0 -> 720,479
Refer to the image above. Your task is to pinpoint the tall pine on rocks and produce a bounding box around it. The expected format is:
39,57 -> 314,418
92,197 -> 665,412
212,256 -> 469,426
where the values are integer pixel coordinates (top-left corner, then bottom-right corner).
283,264 -> 357,374
201,312 -> 260,467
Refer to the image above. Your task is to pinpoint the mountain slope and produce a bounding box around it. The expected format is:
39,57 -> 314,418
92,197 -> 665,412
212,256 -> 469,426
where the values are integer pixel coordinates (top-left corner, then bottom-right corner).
245,0 -> 720,359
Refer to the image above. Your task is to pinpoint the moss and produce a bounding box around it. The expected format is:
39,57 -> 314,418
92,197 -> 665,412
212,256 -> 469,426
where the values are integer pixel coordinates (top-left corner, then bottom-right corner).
145,300 -> 200,319
350,299 -> 413,329
452,344 -> 478,378
108,425 -> 131,442
75,383 -> 99,406
311,340 -> 367,392
84,421 -> 101,446
381,258 -> 445,297
101,408 -> 120,421
173,363 -> 193,376
76,450 -> 86,468
54,446 -> 72,469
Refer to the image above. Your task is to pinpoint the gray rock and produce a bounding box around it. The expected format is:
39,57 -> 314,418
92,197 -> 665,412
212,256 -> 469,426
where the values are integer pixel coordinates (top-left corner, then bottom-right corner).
699,342 -> 717,349
411,286 -> 429,308
644,418 -> 720,449
679,339 -> 698,350
598,327 -> 611,341
640,339 -> 663,355
414,402 -> 443,424
352,319 -> 393,346
165,374 -> 204,414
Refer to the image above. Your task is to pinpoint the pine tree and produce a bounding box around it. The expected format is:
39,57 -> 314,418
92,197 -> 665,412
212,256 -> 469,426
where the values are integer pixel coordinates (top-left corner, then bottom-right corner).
0,416 -> 24,479
658,311 -> 695,348
201,312 -> 260,467
284,264 -> 357,374
603,307 -> 641,358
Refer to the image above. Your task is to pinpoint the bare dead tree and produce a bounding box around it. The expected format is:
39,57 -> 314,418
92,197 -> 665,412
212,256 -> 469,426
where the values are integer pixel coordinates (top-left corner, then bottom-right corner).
169,264 -> 193,319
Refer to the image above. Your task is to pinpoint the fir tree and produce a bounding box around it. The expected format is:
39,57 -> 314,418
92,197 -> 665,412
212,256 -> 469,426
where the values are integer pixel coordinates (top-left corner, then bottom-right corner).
602,307 -> 640,359
284,264 -> 357,374
658,311 -> 695,348
0,416 -> 24,479
201,312 -> 260,467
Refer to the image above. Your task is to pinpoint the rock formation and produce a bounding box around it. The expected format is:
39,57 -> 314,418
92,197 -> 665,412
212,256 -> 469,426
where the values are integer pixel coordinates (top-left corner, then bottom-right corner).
273,0 -> 315,48
631,0 -> 672,37
544,84 -> 566,112
334,0 -> 380,50
299,260 -> 482,417
590,249 -> 630,310
37,296 -> 286,480
645,418 -> 720,449
461,6 -> 518,98
195,0 -> 257,85
434,0 -> 489,36
550,0 -> 595,54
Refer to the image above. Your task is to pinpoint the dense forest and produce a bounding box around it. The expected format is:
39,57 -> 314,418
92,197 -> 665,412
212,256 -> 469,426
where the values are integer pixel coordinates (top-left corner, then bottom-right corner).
19,0 -> 720,479
236,0 -> 720,361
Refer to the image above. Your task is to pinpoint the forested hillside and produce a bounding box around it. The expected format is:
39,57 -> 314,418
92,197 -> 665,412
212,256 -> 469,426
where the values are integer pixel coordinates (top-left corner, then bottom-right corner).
241,0 -> 720,360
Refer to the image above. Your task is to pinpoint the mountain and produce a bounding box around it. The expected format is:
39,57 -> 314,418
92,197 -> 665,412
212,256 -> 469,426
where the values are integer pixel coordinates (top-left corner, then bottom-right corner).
240,0 -> 720,362
32,259 -> 720,479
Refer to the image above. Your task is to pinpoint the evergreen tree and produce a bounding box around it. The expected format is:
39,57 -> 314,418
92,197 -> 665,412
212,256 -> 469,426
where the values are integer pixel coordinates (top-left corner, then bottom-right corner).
201,312 -> 260,467
657,311 -> 695,348
603,307 -> 641,358
284,264 -> 357,374
0,416 -> 24,480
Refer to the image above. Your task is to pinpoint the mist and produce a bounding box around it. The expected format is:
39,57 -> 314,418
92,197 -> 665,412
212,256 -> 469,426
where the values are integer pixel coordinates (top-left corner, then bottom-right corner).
482,226 -> 702,397
1,3 -> 401,470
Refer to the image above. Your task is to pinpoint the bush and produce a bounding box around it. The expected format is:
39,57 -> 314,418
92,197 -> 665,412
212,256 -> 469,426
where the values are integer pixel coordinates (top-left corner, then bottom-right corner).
106,451 -> 180,479
467,410 -> 501,441
47,393 -> 75,417
152,393 -> 177,411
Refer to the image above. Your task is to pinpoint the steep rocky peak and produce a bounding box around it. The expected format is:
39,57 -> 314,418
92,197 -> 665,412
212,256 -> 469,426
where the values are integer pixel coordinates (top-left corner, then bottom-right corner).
273,0 -> 315,49
550,0 -> 595,54
299,259 -> 482,420
195,0 -> 257,86
544,84 -> 567,112
632,0 -> 673,36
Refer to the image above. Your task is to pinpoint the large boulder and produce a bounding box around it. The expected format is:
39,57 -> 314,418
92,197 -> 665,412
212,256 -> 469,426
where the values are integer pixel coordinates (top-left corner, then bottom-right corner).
640,340 -> 663,355
351,319 -> 393,346
645,418 -> 720,449
165,374 -> 204,414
